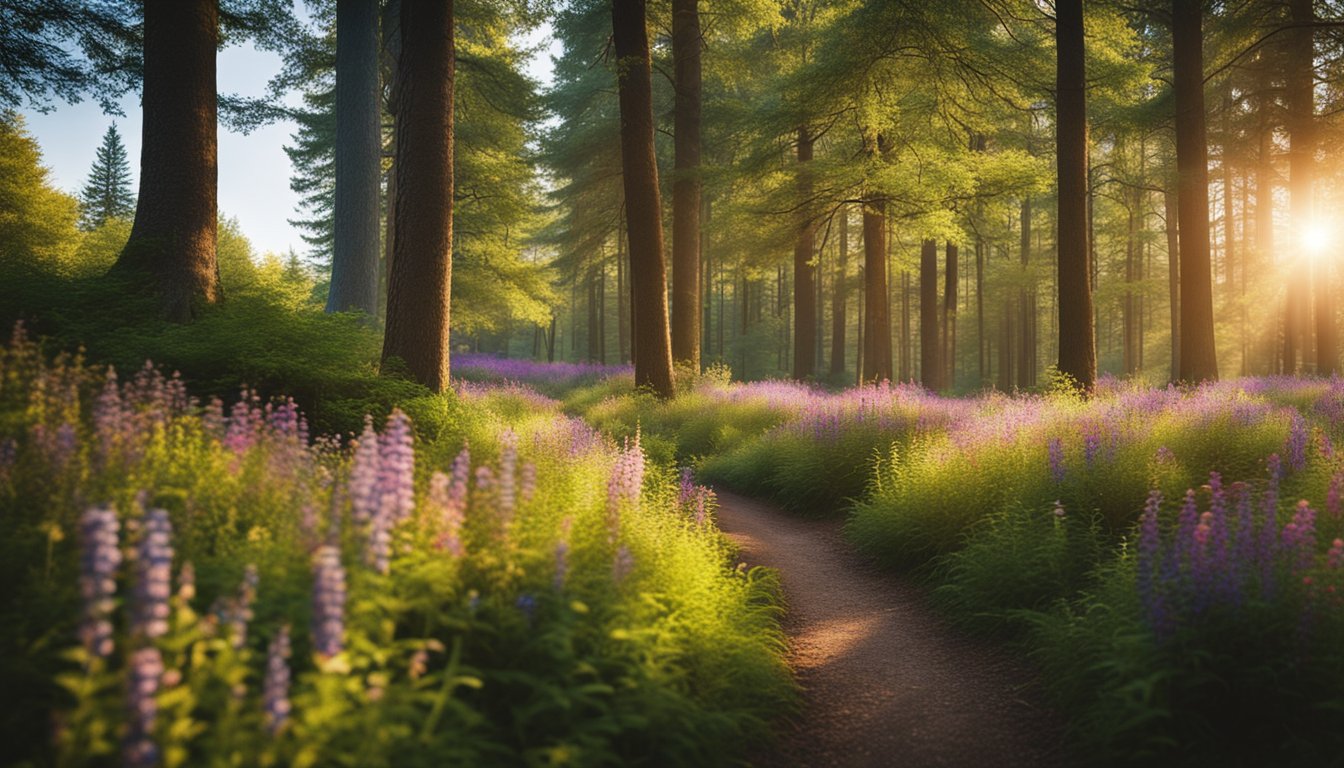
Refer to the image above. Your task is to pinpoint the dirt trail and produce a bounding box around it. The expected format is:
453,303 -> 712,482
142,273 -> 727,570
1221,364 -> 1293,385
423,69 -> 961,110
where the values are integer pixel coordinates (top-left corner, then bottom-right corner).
714,490 -> 1067,768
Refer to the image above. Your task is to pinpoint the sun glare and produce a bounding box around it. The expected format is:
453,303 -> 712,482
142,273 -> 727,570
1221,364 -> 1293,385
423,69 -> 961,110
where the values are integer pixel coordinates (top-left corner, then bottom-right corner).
1302,221 -> 1334,256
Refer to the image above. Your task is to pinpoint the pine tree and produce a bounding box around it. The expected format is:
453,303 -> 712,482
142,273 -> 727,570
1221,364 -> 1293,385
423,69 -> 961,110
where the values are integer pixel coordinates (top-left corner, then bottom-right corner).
78,124 -> 134,230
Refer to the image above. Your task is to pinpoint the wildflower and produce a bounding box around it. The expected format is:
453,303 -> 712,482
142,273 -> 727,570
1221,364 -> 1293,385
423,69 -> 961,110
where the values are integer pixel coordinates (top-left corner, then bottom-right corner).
606,436 -> 645,542
312,546 -> 346,659
553,517 -> 573,591
1281,501 -> 1317,573
613,545 -> 636,584
516,593 -> 537,624
123,647 -> 163,768
377,410 -> 415,526
678,468 -> 695,506
349,416 -> 381,526
1137,491 -> 1164,630
1047,438 -> 1065,483
520,461 -> 537,503
1052,500 -> 1066,519
93,367 -> 125,463
1328,472 -> 1342,519
228,564 -> 259,649
1327,539 -> 1344,569
132,509 -> 174,640
498,429 -> 517,522
263,626 -> 292,735
1285,415 -> 1309,473
78,506 -> 121,658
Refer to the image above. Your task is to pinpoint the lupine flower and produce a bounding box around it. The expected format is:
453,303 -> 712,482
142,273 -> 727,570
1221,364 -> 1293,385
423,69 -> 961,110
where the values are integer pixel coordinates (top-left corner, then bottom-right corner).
1328,472 -> 1342,519
1285,415 -> 1309,472
554,517 -> 573,590
613,546 -> 636,584
263,626 -> 292,735
312,546 -> 346,659
606,436 -> 645,542
1327,539 -> 1344,569
123,647 -> 163,768
1137,491 -> 1164,632
349,416 -> 381,526
516,593 -> 537,624
498,429 -> 517,522
1047,438 -> 1065,483
520,461 -> 537,503
132,509 -> 174,640
93,367 -> 125,463
227,564 -> 259,649
1281,501 -> 1317,573
78,506 -> 121,658
678,468 -> 695,506
377,410 -> 415,526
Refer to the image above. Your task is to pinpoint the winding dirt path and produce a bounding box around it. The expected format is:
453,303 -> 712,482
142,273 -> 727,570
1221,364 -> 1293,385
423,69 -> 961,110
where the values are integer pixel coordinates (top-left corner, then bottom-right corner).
714,490 -> 1067,768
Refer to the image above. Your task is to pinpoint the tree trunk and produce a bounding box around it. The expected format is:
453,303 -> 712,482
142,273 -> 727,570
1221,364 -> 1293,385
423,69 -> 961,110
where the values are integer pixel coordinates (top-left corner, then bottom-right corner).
1055,0 -> 1096,390
587,264 -> 600,362
793,127 -> 817,379
861,198 -> 893,382
613,0 -> 674,396
670,0 -> 701,368
830,204 -> 848,376
1173,0 -> 1218,382
943,241 -> 958,390
920,239 -> 941,390
381,0 -> 454,391
1163,182 -> 1180,380
1018,196 -> 1035,389
114,0 -> 220,322
327,0 -> 382,315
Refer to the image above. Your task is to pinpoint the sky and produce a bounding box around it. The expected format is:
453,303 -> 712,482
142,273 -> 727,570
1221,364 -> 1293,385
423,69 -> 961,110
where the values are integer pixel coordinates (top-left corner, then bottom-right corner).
21,20 -> 561,258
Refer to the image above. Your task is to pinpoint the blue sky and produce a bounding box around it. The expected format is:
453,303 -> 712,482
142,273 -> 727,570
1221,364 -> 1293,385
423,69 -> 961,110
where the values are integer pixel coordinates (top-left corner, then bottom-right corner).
21,21 -> 560,258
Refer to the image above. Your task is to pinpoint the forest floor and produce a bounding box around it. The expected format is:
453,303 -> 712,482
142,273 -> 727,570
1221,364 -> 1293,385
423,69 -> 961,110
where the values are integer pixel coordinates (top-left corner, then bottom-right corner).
713,490 -> 1068,768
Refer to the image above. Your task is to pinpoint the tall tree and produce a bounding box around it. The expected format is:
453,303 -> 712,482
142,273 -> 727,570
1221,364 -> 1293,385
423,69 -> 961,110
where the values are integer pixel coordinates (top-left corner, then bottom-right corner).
381,0 -> 454,391
830,203 -> 848,376
942,241 -> 958,389
861,194 -> 892,381
77,123 -> 134,230
1055,0 -> 1096,390
671,0 -> 701,368
1172,0 -> 1217,382
327,0 -> 382,316
919,238 -> 940,390
112,0 -> 220,322
792,126 -> 817,379
612,0 -> 675,397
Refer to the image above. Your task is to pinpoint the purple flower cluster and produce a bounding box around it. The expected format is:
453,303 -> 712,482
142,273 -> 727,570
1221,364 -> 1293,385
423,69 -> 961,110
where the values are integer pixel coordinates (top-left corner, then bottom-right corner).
606,435 -> 645,542
1136,467 -> 1335,641
498,430 -> 518,523
123,647 -> 164,767
430,447 -> 470,556
1048,438 -> 1066,484
132,508 -> 174,640
263,626 -> 292,735
78,506 -> 122,658
312,546 -> 346,659
350,411 -> 417,573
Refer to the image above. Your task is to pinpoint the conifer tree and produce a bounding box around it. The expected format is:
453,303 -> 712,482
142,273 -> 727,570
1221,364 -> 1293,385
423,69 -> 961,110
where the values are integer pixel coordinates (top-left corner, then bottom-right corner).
78,124 -> 134,230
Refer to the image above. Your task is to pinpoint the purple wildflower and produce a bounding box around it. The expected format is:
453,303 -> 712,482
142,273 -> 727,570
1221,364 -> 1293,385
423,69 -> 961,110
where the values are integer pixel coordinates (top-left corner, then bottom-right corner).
1047,438 -> 1065,483
228,564 -> 259,649
678,468 -> 695,507
132,509 -> 174,640
312,546 -> 346,659
612,546 -> 636,583
516,593 -> 537,624
1281,501 -> 1317,574
498,429 -> 517,522
520,461 -> 537,503
349,416 -> 381,527
606,435 -> 645,541
1285,415 -> 1309,473
78,506 -> 121,658
377,410 -> 415,526
123,647 -> 163,768
1328,539 -> 1344,569
263,626 -> 292,735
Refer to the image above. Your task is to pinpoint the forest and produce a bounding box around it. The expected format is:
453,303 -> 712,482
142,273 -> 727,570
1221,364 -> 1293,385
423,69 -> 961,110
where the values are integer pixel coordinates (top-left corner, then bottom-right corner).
3,0 -> 1344,766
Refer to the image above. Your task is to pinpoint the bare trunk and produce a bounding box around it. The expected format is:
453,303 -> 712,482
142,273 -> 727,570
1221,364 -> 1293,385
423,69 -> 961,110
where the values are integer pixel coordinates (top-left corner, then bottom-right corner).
613,0 -> 674,396
793,127 -> 817,379
1055,0 -> 1096,389
920,239 -> 941,390
861,199 -> 893,382
381,0 -> 454,391
943,241 -> 958,390
328,0 -> 382,315
114,0 -> 220,322
670,0 -> 701,367
1173,0 -> 1218,382
830,204 -> 848,376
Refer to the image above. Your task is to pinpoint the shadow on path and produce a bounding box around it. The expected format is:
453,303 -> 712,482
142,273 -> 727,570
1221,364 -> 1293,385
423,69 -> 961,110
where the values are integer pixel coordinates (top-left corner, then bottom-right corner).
714,490 -> 1068,768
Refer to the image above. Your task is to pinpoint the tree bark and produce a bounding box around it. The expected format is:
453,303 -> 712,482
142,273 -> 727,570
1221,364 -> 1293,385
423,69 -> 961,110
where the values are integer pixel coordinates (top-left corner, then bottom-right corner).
114,0 -> 220,322
670,0 -> 701,368
943,241 -> 958,389
1055,0 -> 1096,390
613,0 -> 674,396
327,0 -> 382,316
792,127 -> 817,379
830,203 -> 848,376
919,239 -> 940,390
1172,0 -> 1218,382
381,0 -> 454,391
1018,196 -> 1035,389
861,198 -> 892,383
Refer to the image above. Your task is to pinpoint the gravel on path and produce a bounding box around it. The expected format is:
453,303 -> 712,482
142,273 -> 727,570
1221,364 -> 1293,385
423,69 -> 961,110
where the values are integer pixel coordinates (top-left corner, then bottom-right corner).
713,490 -> 1068,768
